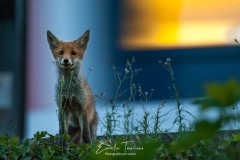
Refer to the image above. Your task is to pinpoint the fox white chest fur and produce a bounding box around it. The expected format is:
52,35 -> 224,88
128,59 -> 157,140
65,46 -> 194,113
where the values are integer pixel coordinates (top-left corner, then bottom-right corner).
47,30 -> 98,144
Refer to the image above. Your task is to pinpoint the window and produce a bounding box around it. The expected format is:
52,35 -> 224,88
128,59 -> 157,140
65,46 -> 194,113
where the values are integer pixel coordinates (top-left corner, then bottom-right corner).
120,0 -> 240,49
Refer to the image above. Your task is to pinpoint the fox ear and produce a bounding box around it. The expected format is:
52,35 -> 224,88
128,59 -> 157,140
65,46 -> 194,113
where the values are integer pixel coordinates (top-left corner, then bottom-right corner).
75,30 -> 90,49
47,30 -> 60,50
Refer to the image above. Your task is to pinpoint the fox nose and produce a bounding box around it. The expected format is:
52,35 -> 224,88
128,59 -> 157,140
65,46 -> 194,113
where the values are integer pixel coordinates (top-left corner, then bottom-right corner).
63,59 -> 69,64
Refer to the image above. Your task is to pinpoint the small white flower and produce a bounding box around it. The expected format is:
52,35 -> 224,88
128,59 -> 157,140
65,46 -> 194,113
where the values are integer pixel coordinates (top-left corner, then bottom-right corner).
125,68 -> 129,74
100,92 -> 105,97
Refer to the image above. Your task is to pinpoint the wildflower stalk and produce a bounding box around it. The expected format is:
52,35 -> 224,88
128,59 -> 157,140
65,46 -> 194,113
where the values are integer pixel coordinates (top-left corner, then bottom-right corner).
58,71 -> 74,146
102,57 -> 142,136
153,102 -> 165,134
136,86 -> 155,136
169,64 -> 184,132
141,108 -> 150,136
87,67 -> 94,80
159,58 -> 184,132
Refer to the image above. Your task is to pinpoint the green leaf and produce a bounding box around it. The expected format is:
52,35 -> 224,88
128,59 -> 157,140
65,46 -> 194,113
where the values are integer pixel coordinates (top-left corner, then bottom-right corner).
22,157 -> 32,160
47,133 -> 57,141
194,79 -> 240,110
34,131 -> 48,140
42,149 -> 50,159
206,80 -> 240,106
174,120 -> 221,149
231,134 -> 240,141
194,120 -> 221,139
0,145 -> 6,155
61,133 -> 71,140
132,140 -> 160,160
10,136 -> 19,146
20,139 -> 32,157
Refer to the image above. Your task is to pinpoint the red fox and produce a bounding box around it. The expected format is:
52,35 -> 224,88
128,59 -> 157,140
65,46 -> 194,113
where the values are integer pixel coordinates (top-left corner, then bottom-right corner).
47,30 -> 98,144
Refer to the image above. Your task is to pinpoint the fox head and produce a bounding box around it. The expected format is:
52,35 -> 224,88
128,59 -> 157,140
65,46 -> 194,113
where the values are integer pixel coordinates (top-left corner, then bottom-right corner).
47,30 -> 90,69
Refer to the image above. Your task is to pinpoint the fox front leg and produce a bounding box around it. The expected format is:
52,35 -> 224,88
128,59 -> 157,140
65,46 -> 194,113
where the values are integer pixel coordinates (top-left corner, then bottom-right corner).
90,122 -> 97,141
58,107 -> 65,135
58,107 -> 68,145
80,112 -> 91,144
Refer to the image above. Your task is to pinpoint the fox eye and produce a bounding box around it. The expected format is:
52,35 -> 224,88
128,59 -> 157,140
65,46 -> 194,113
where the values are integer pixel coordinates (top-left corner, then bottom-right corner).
71,51 -> 77,55
58,51 -> 64,55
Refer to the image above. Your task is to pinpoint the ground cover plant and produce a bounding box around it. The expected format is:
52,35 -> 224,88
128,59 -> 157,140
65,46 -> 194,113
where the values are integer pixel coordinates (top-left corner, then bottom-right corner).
1,58 -> 240,160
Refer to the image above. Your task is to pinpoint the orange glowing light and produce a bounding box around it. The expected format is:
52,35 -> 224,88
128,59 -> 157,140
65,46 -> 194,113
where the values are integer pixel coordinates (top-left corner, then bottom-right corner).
120,0 -> 240,49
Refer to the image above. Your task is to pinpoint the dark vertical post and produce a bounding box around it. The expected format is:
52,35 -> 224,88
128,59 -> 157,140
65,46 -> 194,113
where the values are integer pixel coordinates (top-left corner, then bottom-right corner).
13,0 -> 26,138
0,0 -> 26,138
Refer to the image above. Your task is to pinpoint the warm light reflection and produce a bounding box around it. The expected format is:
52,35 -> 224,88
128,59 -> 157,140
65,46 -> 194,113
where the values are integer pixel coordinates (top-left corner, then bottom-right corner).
120,0 -> 240,49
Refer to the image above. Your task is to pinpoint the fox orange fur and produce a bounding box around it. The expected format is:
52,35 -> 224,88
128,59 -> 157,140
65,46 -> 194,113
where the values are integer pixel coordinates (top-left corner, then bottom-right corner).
47,30 -> 98,144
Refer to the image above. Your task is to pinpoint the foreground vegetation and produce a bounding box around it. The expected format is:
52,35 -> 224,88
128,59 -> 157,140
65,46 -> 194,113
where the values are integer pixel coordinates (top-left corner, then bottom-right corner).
1,58 -> 240,160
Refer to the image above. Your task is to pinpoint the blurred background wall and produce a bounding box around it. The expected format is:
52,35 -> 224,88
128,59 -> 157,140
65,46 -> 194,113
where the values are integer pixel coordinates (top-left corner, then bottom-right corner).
0,0 -> 25,137
0,0 -> 240,138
